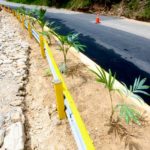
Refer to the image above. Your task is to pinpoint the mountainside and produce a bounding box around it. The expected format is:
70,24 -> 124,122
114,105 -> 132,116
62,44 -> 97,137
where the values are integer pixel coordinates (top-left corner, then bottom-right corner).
7,0 -> 150,21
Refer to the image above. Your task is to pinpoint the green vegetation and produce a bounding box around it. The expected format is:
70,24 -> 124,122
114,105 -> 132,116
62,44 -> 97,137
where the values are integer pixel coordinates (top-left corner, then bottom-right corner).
57,33 -> 85,73
16,6 -> 85,74
8,0 -> 50,6
92,67 -> 149,125
91,67 -> 116,122
66,0 -> 91,9
115,104 -> 141,125
121,76 -> 150,103
43,68 -> 51,77
92,67 -> 149,149
121,0 -> 150,21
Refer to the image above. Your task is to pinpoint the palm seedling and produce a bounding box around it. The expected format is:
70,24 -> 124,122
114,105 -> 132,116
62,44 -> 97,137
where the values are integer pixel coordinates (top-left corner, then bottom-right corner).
121,76 -> 150,103
34,8 -> 46,32
91,68 -> 149,125
16,6 -> 26,15
33,8 -> 59,44
57,33 -> 85,73
16,7 -> 26,22
115,104 -> 141,125
92,68 -> 149,149
116,76 -> 150,125
16,7 -> 36,27
41,21 -> 60,45
91,67 -> 116,122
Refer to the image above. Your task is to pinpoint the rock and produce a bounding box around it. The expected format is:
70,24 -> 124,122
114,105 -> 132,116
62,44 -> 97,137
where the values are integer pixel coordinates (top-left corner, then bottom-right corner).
0,11 -> 30,150
3,60 -> 13,64
0,115 -> 5,128
50,104 -> 57,115
2,122 -> 24,150
11,112 -> 21,123
10,100 -> 22,107
16,91 -> 26,97
0,60 -> 3,65
0,129 -> 5,147
10,111 -> 25,124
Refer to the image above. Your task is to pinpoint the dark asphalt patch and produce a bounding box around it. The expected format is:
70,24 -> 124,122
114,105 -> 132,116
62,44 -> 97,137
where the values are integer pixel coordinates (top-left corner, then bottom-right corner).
45,17 -> 150,105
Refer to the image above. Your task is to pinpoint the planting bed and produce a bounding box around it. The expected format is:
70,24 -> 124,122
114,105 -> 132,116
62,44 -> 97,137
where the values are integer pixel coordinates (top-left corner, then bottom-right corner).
50,41 -> 150,149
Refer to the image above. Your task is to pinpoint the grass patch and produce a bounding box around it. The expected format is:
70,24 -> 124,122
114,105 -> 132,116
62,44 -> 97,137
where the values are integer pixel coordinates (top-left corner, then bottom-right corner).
7,0 -> 50,6
66,0 -> 91,9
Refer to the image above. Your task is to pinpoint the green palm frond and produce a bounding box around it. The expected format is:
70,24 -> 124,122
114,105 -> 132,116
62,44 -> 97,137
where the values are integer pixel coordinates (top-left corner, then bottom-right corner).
40,31 -> 48,35
35,8 -> 46,21
121,77 -> 149,102
130,77 -> 150,95
47,21 -> 61,31
58,33 -> 85,52
115,104 -> 141,125
17,6 -> 26,15
31,8 -> 46,29
91,67 -> 116,91
67,33 -> 86,52
56,33 -> 85,73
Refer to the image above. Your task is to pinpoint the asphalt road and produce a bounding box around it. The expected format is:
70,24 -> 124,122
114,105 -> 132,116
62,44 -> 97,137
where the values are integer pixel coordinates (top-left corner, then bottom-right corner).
1,1 -> 150,103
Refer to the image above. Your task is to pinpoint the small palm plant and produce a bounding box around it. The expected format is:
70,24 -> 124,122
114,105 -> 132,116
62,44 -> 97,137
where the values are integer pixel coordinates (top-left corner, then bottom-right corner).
116,76 -> 150,125
16,7 -> 37,27
57,33 -> 85,73
34,8 -> 46,31
41,21 -> 60,45
92,67 -> 149,125
33,8 -> 59,44
16,6 -> 26,15
91,67 -> 116,122
121,76 -> 150,103
115,104 -> 141,125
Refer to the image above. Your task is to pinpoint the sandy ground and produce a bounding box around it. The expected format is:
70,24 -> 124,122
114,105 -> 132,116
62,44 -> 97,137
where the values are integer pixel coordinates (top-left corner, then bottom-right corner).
23,27 -> 76,150
50,43 -> 150,150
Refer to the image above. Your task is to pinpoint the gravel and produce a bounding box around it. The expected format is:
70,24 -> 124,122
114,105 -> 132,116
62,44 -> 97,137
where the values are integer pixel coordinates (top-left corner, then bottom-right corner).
0,10 -> 29,149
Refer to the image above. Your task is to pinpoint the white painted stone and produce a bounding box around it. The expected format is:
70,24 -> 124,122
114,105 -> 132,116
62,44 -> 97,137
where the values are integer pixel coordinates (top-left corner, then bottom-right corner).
0,115 -> 5,128
10,100 -> 22,107
3,122 -> 24,150
11,111 -> 22,123
0,129 -> 5,147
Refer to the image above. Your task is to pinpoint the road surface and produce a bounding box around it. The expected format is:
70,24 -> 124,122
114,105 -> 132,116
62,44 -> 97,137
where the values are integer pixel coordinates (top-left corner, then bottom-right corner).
1,1 -> 150,103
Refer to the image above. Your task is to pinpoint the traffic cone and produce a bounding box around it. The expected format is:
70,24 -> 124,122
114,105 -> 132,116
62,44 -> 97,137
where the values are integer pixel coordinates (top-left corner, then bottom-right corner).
95,14 -> 101,24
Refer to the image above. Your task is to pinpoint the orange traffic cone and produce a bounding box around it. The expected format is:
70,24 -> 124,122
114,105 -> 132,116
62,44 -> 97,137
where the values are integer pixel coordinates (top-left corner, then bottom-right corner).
95,14 -> 101,24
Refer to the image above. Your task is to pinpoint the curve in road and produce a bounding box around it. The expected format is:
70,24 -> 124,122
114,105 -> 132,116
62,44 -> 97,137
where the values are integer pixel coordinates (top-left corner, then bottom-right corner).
1,1 -> 150,104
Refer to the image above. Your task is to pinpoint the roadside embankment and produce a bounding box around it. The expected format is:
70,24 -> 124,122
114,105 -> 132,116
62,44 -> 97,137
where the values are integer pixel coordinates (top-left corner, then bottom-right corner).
0,9 -> 76,150
0,10 -> 29,149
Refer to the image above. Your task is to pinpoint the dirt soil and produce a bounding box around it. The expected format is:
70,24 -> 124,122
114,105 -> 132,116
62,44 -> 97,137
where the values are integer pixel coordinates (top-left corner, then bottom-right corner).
5,10 -> 150,150
50,41 -> 150,150
23,29 -> 76,150
6,12 -> 76,150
